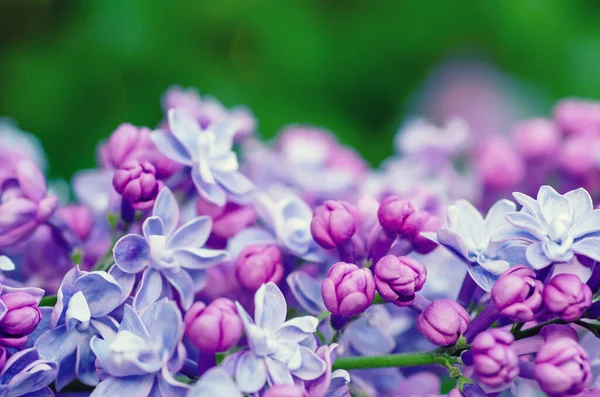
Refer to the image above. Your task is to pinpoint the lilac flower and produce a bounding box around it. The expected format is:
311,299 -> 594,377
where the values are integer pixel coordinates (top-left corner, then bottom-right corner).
493,186 -> 600,269
151,108 -> 254,205
305,344 -> 351,397
0,347 -> 58,397
0,160 -> 58,248
113,187 -> 229,311
186,367 -> 242,397
287,271 -> 326,316
228,187 -> 324,262
35,267 -> 122,389
90,299 -> 189,397
225,282 -> 326,393
426,198 -> 526,291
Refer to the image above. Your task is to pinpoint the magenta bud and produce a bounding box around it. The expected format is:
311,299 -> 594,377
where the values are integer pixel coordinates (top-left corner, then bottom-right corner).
0,291 -> 41,346
554,99 -> 600,135
559,135 -> 600,176
310,200 -> 357,249
377,196 -> 415,233
469,329 -> 518,388
535,338 -> 591,397
263,385 -> 308,397
184,298 -> 243,353
321,262 -> 375,317
512,118 -> 561,160
491,265 -> 543,322
57,205 -> 95,241
543,274 -> 592,322
113,160 -> 163,211
416,299 -> 471,346
235,245 -> 283,292
374,255 -> 426,306
197,199 -> 257,242
404,211 -> 441,254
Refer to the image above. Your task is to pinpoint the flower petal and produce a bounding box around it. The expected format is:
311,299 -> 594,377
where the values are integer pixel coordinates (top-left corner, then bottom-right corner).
191,168 -> 226,206
187,367 -> 242,397
235,352 -> 267,393
484,199 -> 516,239
478,260 -> 510,276
570,210 -> 600,239
162,268 -> 195,310
290,346 -> 326,381
153,188 -> 180,237
276,317 -> 319,344
74,272 -> 122,317
565,188 -> 593,224
286,272 -> 325,316
437,227 -> 471,262
66,291 -> 91,330
526,242 -> 552,269
4,357 -> 58,396
143,217 -> 164,238
158,367 -> 189,397
572,237 -> 600,262
537,185 -> 573,224
173,248 -> 229,270
76,335 -> 98,386
512,192 -> 543,220
467,266 -> 498,293
113,234 -> 150,274
212,170 -> 254,196
91,375 -> 155,397
140,299 -> 183,358
265,356 -> 294,386
108,265 -> 135,304
150,129 -> 192,165
133,269 -> 165,312
226,227 -> 276,259
254,282 -> 287,334
119,305 -> 151,340
168,217 -> 212,249
35,326 -> 80,363
505,213 -> 546,240
167,108 -> 201,159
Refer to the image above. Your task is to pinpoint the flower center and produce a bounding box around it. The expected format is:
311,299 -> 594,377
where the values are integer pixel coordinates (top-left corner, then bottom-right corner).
548,213 -> 571,242
147,235 -> 178,270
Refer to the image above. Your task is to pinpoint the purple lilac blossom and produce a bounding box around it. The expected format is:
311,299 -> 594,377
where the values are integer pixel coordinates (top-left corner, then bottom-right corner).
112,187 -> 229,311
90,299 -> 189,397
151,108 -> 254,206
225,282 -> 326,393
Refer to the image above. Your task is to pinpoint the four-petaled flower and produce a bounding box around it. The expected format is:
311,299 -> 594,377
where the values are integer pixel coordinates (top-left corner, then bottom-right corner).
425,199 -> 527,291
151,108 -> 253,205
493,186 -> 600,269
113,187 -> 229,311
224,282 -> 326,393
90,299 -> 188,397
35,267 -> 122,390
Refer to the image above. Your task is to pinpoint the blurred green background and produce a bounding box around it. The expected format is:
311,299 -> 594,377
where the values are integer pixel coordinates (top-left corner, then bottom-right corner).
1,0 -> 600,180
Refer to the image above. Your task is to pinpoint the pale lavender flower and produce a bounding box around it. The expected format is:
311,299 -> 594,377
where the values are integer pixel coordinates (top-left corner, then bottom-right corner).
35,267 -> 122,390
113,187 -> 229,311
425,199 -> 526,291
186,367 -> 242,397
151,108 -> 253,205
0,347 -> 58,397
90,300 -> 188,397
224,282 -> 326,393
493,186 -> 600,269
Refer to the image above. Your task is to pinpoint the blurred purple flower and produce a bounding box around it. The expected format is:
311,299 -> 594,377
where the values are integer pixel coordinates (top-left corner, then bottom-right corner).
186,367 -> 242,397
113,187 -> 229,311
90,299 -> 189,397
225,282 -> 326,393
151,108 -> 253,206
35,267 -> 122,389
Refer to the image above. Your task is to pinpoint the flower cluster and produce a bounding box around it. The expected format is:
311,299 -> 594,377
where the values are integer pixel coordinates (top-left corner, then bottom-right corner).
1,88 -> 600,397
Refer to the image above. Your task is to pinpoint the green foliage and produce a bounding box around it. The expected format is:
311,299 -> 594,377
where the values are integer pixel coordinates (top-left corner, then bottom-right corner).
1,0 -> 600,180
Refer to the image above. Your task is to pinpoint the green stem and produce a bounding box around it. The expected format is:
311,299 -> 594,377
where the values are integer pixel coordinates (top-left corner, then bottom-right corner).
512,318 -> 568,340
372,293 -> 387,305
39,295 -> 58,307
332,352 -> 461,372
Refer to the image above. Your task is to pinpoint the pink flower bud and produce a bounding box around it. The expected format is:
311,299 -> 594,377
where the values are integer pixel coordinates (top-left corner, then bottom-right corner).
0,291 -> 41,347
374,255 -> 426,306
377,196 -> 415,233
310,200 -> 357,249
512,118 -> 561,159
416,299 -> 470,346
543,274 -> 592,322
184,298 -> 243,353
491,265 -> 543,322
535,338 -> 591,397
113,161 -> 163,211
321,262 -> 375,317
469,329 -> 518,388
235,245 -> 283,292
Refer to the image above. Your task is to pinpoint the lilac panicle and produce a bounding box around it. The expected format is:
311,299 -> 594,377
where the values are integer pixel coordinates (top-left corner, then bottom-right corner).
150,108 -> 253,205
226,282 -> 326,393
35,266 -> 122,389
90,299 -> 189,397
493,186 -> 600,269
113,187 -> 229,311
